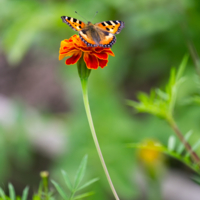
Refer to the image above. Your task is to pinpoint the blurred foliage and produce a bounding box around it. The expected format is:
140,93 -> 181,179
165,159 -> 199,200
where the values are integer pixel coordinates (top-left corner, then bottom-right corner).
52,155 -> 98,200
128,134 -> 200,175
0,184 -> 29,200
128,56 -> 200,172
127,56 -> 188,122
0,156 -> 98,200
1,0 -> 200,199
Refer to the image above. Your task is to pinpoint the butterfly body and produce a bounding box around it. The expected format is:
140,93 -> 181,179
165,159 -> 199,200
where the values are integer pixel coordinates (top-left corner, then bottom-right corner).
61,16 -> 124,48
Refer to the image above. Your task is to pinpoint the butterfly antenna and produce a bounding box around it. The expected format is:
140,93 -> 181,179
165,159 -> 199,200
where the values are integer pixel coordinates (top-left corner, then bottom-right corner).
91,11 -> 98,22
75,11 -> 89,22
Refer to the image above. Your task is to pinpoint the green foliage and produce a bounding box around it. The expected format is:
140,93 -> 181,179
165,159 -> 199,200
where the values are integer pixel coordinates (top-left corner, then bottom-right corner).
127,56 -> 188,122
0,156 -> 98,200
52,155 -> 98,200
0,184 -> 29,200
128,133 -> 200,175
127,55 -> 200,176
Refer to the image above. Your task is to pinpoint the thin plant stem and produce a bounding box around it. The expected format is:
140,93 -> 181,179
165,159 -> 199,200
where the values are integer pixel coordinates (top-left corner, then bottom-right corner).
69,191 -> 75,200
81,78 -> 120,200
168,118 -> 200,168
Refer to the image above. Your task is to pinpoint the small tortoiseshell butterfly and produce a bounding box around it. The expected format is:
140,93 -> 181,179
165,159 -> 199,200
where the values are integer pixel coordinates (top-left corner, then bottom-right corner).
61,16 -> 124,48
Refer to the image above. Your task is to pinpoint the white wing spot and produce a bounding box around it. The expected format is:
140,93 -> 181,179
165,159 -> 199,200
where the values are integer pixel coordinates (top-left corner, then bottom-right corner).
111,21 -> 115,25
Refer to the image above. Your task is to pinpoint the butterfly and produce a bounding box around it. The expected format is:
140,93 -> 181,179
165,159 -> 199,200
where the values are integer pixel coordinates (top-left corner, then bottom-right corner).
61,16 -> 124,48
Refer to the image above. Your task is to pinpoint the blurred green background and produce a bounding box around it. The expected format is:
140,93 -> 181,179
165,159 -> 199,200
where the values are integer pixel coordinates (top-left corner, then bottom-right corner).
0,0 -> 200,199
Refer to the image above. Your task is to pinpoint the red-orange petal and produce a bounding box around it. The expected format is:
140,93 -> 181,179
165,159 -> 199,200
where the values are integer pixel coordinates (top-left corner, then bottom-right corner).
65,52 -> 82,65
74,44 -> 91,52
92,52 -> 108,60
84,53 -> 99,69
59,50 -> 78,60
98,59 -> 108,68
93,47 -> 115,56
93,47 -> 105,53
102,49 -> 115,57
59,46 -> 77,55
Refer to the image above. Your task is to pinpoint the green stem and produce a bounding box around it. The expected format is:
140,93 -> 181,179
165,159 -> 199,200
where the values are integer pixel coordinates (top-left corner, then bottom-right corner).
168,118 -> 200,168
69,191 -> 75,200
40,171 -> 49,200
81,78 -> 120,200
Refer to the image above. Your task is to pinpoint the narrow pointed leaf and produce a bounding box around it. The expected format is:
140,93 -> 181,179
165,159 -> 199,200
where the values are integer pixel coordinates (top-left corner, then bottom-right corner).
177,130 -> 193,154
0,188 -> 6,200
77,178 -> 99,191
156,89 -> 168,100
176,55 -> 188,81
191,139 -> 200,151
51,180 -> 68,200
185,139 -> 200,158
74,192 -> 94,199
168,136 -> 176,151
8,183 -> 16,200
74,155 -> 88,189
21,187 -> 29,200
61,170 -> 73,191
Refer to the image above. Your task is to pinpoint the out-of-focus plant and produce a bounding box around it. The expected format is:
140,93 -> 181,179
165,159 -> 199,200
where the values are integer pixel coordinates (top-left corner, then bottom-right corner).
185,43 -> 200,105
52,155 -> 98,200
128,56 -> 200,172
133,139 -> 164,200
128,136 -> 200,199
129,134 -> 200,174
137,140 -> 163,173
0,184 -> 29,200
0,156 -> 98,200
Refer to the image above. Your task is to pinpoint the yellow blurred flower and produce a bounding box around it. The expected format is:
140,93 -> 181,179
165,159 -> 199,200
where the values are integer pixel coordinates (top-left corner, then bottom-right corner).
138,139 -> 163,166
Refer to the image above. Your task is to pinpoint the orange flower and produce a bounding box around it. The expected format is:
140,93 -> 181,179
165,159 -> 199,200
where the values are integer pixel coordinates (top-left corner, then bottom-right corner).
59,35 -> 115,69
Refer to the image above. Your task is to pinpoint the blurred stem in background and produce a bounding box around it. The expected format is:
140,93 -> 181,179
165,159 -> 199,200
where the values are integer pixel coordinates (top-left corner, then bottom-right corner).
167,118 -> 200,168
77,56 -> 120,200
128,56 -> 200,170
38,171 -> 49,200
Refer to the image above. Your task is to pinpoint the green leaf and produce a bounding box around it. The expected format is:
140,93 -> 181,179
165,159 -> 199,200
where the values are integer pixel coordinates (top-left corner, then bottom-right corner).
74,155 -> 88,189
77,178 -> 99,191
61,170 -> 73,191
0,188 -> 6,200
155,89 -> 169,101
21,187 -> 29,200
32,195 -> 40,200
193,139 -> 200,151
177,130 -> 193,154
176,55 -> 188,82
8,183 -> 15,200
168,136 -> 176,151
185,139 -> 200,158
74,192 -> 94,200
51,180 -> 68,200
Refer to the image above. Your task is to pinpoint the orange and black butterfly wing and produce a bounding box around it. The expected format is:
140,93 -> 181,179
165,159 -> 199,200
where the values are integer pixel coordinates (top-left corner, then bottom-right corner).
79,29 -> 98,47
98,32 -> 116,48
61,16 -> 86,31
79,28 -> 116,48
95,20 -> 125,35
